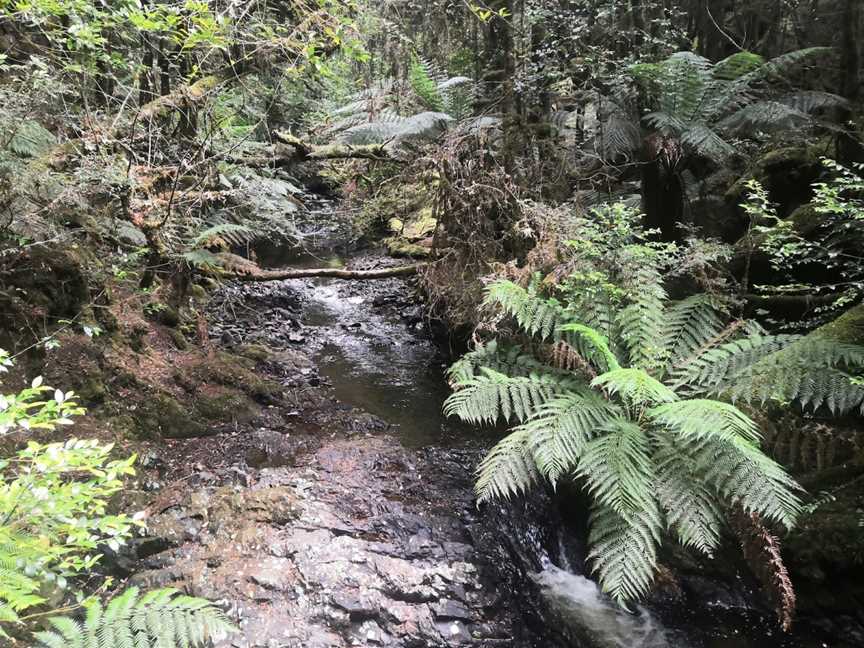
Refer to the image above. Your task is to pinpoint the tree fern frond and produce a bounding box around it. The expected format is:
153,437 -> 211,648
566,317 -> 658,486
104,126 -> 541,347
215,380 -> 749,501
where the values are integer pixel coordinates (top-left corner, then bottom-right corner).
660,294 -> 727,373
648,399 -> 761,444
615,258 -> 667,370
672,333 -> 798,395
577,419 -> 655,516
587,503 -> 661,603
717,101 -> 812,137
708,338 -> 864,413
4,120 -> 55,157
658,52 -> 713,122
745,47 -> 836,84
519,389 -> 621,485
559,323 -> 621,373
679,124 -> 736,161
642,111 -> 688,134
475,428 -> 538,502
33,587 -> 235,648
696,437 -> 802,530
190,222 -> 256,249
654,439 -> 723,555
778,90 -> 850,114
446,340 -> 548,384
592,368 -> 678,406
485,279 -> 565,341
444,369 -> 573,424
181,249 -> 224,271
596,105 -> 641,160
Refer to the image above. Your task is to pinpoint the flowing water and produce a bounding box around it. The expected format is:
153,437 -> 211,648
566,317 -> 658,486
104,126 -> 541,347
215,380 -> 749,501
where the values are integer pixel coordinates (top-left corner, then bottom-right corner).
245,199 -> 841,647
278,261 -> 837,647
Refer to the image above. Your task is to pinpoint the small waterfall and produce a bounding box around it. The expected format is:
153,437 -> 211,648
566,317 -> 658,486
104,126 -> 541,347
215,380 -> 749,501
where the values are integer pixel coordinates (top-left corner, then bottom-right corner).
533,566 -> 681,648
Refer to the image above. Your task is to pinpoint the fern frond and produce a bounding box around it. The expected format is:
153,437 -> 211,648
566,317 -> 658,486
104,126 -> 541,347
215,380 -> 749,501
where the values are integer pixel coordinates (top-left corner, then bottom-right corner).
33,587 -> 235,648
642,111 -> 688,134
485,279 -> 565,341
615,258 -> 667,370
475,428 -> 538,502
446,340 -> 548,384
659,294 -> 727,372
779,90 -> 850,114
717,101 -> 812,137
696,436 -> 802,529
596,103 -> 641,160
444,369 -> 573,424
181,249 -> 224,271
648,399 -> 761,444
587,503 -> 661,603
672,332 -> 798,395
654,437 -> 723,554
559,323 -> 621,373
4,120 -> 55,157
519,389 -> 621,485
706,338 -> 864,413
190,222 -> 256,249
746,47 -> 836,84
592,368 -> 678,406
577,419 -> 655,516
679,123 -> 736,161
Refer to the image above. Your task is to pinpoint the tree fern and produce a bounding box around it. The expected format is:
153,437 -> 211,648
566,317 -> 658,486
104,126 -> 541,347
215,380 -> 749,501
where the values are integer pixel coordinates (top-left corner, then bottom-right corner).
446,204 -> 864,605
33,587 -> 235,648
624,47 -> 839,163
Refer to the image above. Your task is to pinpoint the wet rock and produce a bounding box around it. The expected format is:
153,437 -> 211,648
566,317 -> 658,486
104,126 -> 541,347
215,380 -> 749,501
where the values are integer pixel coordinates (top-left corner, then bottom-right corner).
432,599 -> 474,622
331,593 -> 379,619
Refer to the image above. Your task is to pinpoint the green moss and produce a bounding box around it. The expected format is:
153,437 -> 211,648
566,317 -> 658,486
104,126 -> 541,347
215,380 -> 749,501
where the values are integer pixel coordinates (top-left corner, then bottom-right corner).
194,387 -> 259,423
357,182 -> 428,238
173,351 -> 281,401
384,237 -> 432,258
189,284 -> 209,301
169,329 -> 188,350
77,374 -> 107,404
402,206 -> 437,241
136,393 -> 208,439
235,343 -> 272,363
725,143 -> 828,203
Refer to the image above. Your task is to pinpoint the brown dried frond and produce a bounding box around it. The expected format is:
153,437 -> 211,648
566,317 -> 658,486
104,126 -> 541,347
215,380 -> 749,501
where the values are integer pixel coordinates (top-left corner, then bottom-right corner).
731,508 -> 797,632
546,340 -> 597,379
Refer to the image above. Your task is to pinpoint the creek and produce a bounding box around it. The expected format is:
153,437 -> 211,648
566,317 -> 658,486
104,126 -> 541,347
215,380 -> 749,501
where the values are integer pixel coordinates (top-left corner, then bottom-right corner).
136,194 -> 843,647
234,242 -> 827,647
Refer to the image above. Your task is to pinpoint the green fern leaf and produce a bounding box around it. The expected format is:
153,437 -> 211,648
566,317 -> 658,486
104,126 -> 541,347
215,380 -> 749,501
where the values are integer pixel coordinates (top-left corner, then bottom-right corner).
587,503 -> 662,603
520,389 -> 621,485
591,368 -> 678,406
33,587 -> 235,648
475,428 -> 538,502
577,419 -> 655,516
648,399 -> 761,444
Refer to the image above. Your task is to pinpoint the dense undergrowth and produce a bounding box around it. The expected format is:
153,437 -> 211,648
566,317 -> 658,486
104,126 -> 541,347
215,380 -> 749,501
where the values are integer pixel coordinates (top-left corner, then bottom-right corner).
1,0 -> 864,643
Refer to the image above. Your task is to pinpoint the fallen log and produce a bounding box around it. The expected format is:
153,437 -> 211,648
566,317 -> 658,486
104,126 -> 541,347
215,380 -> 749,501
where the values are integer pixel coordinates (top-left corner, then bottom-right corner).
224,263 -> 426,282
272,129 -> 393,161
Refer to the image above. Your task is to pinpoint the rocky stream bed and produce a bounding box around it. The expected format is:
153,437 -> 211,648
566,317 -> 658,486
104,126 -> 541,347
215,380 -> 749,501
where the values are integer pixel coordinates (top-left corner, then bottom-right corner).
108,195 -> 861,647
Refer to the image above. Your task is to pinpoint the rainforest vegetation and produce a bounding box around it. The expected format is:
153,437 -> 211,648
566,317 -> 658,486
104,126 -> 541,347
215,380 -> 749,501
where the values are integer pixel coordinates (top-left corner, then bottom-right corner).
1,1 -> 863,646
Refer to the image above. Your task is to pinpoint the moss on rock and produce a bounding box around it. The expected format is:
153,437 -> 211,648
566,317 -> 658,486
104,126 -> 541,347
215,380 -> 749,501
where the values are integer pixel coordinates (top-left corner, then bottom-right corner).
136,392 -> 209,439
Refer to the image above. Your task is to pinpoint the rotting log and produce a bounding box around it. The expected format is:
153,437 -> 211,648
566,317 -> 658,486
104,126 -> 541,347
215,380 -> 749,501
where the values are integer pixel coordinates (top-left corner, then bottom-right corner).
273,129 -> 393,162
139,75 -> 222,121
